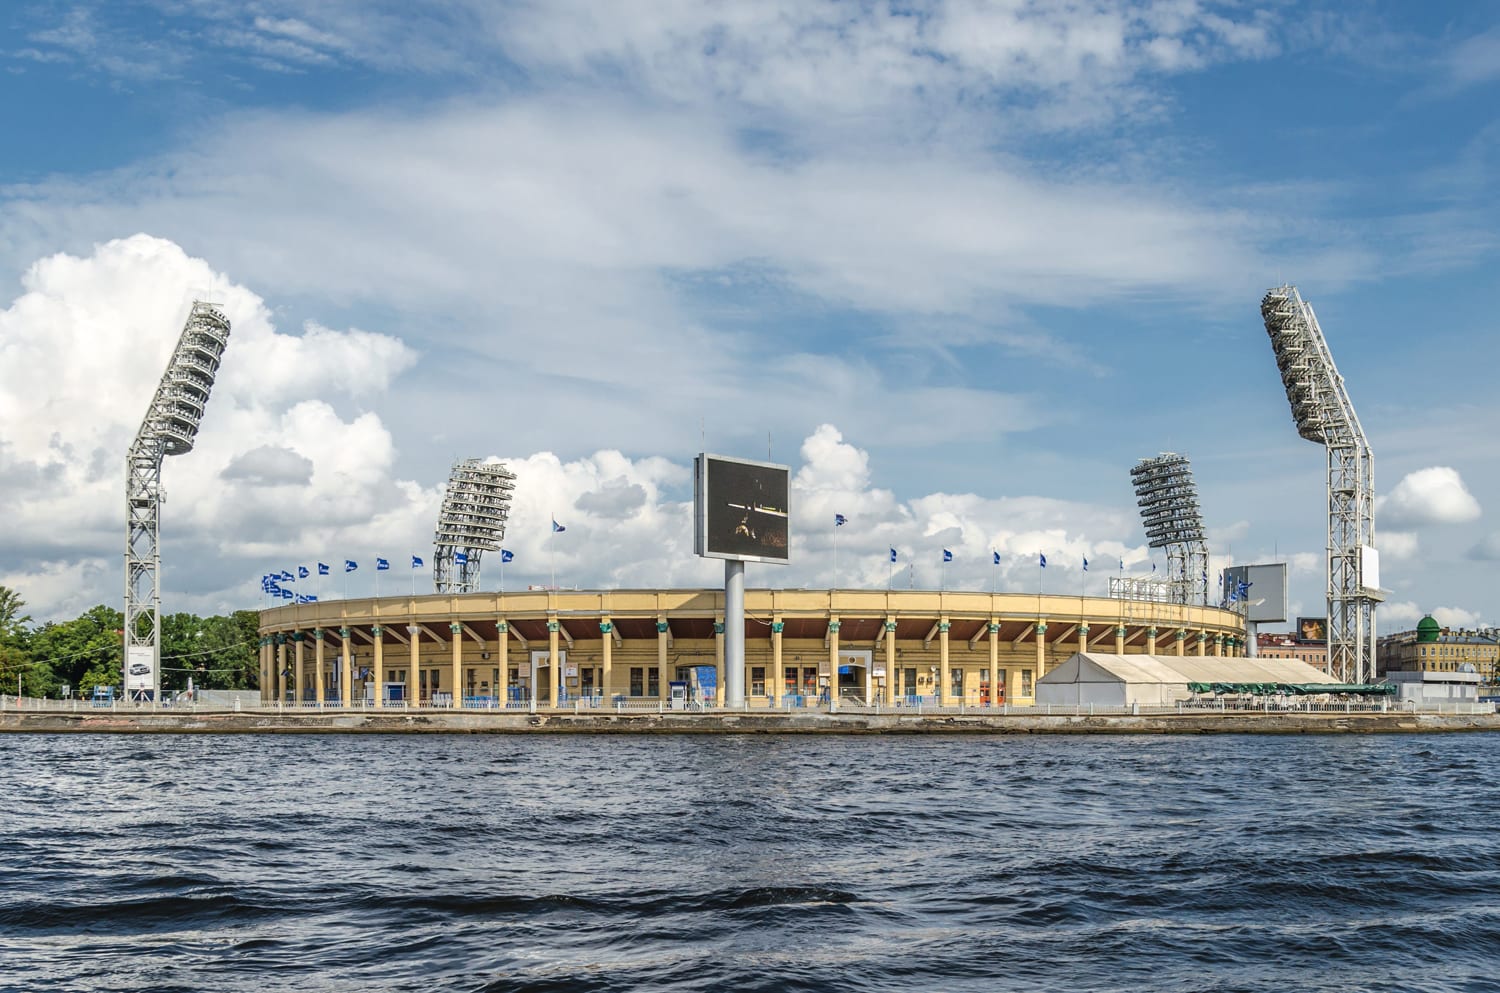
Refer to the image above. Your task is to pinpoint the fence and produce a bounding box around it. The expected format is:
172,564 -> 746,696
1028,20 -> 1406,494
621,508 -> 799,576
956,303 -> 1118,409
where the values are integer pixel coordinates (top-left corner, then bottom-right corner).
3,695 -> 1496,718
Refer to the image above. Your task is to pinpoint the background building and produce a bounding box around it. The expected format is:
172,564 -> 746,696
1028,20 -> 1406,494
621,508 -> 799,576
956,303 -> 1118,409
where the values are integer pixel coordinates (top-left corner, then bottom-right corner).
1378,615 -> 1499,684
1257,631 -> 1328,673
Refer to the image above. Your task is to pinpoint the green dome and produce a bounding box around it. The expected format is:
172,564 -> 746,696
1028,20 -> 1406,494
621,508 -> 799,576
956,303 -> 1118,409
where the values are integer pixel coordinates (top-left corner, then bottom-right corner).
1416,615 -> 1441,643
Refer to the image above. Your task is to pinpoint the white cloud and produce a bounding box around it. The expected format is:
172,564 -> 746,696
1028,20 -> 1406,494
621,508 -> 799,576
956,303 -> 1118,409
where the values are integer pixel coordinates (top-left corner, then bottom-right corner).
1469,532 -> 1500,562
1432,606 -> 1484,629
1381,600 -> 1422,628
0,239 -> 1166,617
1377,466 -> 1482,527
0,235 -> 423,617
1379,530 -> 1419,560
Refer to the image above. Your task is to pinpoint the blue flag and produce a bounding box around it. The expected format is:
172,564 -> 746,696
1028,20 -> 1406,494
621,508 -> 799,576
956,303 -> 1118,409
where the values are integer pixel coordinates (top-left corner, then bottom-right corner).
993,551 -> 1000,565
280,570 -> 294,582
376,558 -> 390,571
1039,553 -> 1047,568
297,594 -> 318,604
298,565 -> 309,579
500,549 -> 513,563
835,514 -> 847,526
345,559 -> 358,573
889,548 -> 897,563
281,588 -> 294,600
318,562 -> 330,576
1120,559 -> 1125,571
942,549 -> 953,562
1083,557 -> 1089,572
411,555 -> 424,569
552,519 -> 566,533
455,550 -> 469,565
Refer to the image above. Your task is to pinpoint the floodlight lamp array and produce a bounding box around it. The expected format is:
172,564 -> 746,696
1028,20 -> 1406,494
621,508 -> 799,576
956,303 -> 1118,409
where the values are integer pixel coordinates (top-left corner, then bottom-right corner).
434,459 -> 516,549
1131,453 -> 1206,548
1261,286 -> 1327,444
134,302 -> 232,457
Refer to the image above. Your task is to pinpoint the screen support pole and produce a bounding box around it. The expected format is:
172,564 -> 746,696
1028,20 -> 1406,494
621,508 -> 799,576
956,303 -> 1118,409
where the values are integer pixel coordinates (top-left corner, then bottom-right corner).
725,559 -> 745,708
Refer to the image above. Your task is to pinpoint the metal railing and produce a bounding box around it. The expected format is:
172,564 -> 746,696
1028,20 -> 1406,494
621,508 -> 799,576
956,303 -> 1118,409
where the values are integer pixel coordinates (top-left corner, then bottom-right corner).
4,695 -> 1496,718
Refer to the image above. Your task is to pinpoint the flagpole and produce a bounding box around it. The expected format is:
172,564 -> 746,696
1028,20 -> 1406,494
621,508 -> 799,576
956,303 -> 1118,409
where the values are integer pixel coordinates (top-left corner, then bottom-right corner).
550,514 -> 556,590
833,520 -> 839,591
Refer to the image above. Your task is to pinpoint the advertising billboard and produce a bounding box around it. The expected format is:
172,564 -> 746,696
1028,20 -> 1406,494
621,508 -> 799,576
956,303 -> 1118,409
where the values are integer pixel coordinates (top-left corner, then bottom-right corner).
694,454 -> 790,564
1223,563 -> 1288,623
1296,617 -> 1328,643
125,645 -> 155,693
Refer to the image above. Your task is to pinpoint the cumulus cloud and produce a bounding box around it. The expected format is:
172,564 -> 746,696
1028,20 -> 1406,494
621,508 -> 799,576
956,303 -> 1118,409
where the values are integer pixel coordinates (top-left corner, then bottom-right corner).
1468,532 -> 1500,562
1377,467 -> 1482,527
1432,606 -> 1484,629
0,235 -> 423,617
221,445 -> 314,486
1379,530 -> 1419,560
1381,601 -> 1423,628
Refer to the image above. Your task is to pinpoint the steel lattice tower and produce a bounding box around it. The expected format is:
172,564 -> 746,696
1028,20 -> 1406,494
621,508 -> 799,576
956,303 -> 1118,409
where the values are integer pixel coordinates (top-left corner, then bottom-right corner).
433,459 -> 516,594
1131,453 -> 1210,605
125,301 -> 232,700
1261,286 -> 1381,684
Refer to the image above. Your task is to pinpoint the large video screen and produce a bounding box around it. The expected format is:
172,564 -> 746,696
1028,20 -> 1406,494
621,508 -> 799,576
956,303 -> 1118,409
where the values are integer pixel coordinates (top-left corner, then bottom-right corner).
695,454 -> 790,563
1296,616 -> 1328,643
1223,563 -> 1288,623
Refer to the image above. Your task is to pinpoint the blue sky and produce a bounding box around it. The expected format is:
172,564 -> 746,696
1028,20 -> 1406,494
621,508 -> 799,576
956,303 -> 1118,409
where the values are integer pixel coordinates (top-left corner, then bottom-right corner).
1,1 -> 1497,630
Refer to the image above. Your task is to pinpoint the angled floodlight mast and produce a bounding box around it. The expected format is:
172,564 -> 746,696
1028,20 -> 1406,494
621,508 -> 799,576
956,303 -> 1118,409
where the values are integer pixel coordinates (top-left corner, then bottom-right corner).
125,301 -> 232,700
1261,286 -> 1380,684
433,459 -> 517,594
1130,453 -> 1209,606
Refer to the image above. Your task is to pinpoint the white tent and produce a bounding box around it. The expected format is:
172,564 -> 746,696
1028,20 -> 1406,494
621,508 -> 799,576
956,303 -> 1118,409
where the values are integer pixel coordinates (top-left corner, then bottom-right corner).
1036,653 -> 1333,707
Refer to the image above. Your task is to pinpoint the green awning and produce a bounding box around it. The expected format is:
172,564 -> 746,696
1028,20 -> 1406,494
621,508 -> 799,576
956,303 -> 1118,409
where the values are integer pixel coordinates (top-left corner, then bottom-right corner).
1187,681 -> 1397,696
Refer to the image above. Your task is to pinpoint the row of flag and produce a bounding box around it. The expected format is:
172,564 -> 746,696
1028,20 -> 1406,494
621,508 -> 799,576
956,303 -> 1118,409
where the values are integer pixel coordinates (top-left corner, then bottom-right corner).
838,512 -> 1096,571
260,547 -> 525,594
260,519 -> 568,601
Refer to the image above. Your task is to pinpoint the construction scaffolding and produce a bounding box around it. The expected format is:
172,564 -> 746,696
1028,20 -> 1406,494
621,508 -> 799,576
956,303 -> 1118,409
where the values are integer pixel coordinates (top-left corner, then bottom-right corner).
433,459 -> 517,594
125,301 -> 232,700
1261,286 -> 1381,684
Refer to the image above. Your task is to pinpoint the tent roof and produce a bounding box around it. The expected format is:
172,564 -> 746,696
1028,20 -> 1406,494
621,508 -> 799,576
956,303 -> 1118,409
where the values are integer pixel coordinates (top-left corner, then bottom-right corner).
1042,653 -> 1333,687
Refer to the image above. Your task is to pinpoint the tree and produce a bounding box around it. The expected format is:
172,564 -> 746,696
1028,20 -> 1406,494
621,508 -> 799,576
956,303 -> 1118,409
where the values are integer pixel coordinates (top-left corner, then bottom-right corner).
0,586 -> 30,640
28,605 -> 125,698
0,586 -> 45,697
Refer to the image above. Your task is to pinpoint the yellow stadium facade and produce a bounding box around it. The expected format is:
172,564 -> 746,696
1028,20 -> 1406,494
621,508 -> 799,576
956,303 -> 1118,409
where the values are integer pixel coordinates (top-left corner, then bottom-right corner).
257,589 -> 1247,709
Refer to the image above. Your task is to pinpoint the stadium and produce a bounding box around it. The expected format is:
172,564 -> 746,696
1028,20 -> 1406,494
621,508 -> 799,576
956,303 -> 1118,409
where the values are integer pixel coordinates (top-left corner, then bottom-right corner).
127,286 -> 1382,713
254,589 -> 1248,709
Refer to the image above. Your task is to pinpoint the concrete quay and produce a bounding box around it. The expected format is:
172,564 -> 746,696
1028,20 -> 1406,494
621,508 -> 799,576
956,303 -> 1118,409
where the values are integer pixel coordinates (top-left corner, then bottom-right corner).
3,708 -> 1499,735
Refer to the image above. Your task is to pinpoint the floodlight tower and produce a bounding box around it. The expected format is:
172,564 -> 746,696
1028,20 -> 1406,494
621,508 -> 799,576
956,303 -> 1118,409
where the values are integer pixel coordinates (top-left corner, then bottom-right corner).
433,459 -> 517,594
1261,286 -> 1381,684
1131,453 -> 1210,605
125,301 -> 232,701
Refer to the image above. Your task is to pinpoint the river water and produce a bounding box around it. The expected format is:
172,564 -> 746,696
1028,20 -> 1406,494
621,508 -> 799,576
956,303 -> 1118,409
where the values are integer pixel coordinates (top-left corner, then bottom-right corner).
2,732 -> 1498,992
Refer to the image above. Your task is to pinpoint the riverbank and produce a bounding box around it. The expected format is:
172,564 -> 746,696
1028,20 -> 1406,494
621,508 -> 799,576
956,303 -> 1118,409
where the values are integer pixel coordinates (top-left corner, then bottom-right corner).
3,708 -> 1499,734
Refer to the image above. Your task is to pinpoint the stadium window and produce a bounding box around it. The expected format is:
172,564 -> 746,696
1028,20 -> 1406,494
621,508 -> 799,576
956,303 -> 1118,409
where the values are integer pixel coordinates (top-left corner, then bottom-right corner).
751,666 -> 766,696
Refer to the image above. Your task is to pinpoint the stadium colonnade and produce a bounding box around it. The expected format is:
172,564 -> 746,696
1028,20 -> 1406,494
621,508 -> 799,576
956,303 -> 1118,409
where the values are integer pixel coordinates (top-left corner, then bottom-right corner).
257,589 -> 1247,709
